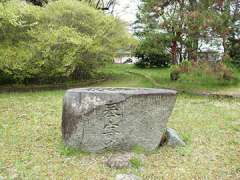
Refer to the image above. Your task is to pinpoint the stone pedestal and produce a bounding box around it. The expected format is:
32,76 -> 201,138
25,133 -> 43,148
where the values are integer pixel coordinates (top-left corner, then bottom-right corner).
62,88 -> 177,153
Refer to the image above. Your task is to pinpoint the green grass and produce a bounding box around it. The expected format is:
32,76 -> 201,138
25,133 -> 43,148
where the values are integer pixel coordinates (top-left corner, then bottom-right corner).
0,91 -> 240,179
0,65 -> 240,179
129,158 -> 142,169
98,64 -> 240,94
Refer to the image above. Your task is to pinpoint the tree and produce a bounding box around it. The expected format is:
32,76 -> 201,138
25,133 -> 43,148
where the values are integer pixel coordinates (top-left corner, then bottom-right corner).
0,0 -> 133,84
135,33 -> 171,68
228,0 -> 240,67
25,0 -> 117,12
135,0 -> 199,64
135,0 -> 238,65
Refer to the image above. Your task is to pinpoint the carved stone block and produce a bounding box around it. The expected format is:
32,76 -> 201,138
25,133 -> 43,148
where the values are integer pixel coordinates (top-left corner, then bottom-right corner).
62,88 -> 177,152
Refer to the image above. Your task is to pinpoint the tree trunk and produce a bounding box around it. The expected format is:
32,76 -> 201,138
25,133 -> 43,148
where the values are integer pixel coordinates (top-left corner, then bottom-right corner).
171,40 -> 178,65
192,39 -> 198,62
222,36 -> 229,60
189,0 -> 198,62
179,42 -> 183,63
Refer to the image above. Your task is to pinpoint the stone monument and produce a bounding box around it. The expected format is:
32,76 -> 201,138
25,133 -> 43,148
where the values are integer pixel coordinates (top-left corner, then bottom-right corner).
62,88 -> 177,153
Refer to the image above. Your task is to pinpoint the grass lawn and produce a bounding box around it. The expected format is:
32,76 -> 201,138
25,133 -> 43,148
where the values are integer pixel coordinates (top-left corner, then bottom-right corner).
0,74 -> 240,179
98,64 -> 240,95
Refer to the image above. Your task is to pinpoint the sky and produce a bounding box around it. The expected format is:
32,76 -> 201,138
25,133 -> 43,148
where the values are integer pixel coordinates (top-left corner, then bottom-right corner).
113,0 -> 139,27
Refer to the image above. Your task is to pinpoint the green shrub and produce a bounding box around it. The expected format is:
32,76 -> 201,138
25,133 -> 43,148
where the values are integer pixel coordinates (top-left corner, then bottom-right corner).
135,51 -> 171,68
170,61 -> 237,86
0,0 -> 132,84
229,38 -> 240,68
134,33 -> 171,68
170,60 -> 192,81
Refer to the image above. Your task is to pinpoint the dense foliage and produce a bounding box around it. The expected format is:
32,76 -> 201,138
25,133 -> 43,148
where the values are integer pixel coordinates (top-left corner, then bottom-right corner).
229,38 -> 240,68
25,0 -> 117,11
134,0 -> 240,66
0,0 -> 132,84
135,33 -> 171,68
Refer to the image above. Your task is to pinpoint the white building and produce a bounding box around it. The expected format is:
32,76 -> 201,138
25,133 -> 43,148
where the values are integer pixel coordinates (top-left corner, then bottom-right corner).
114,51 -> 138,64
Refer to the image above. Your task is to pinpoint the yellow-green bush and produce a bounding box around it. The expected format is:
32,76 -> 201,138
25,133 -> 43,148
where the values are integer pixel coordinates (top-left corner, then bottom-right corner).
0,0 -> 132,84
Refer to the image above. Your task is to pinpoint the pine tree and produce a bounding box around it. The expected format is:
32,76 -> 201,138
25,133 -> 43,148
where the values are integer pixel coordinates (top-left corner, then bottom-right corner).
135,0 -> 238,64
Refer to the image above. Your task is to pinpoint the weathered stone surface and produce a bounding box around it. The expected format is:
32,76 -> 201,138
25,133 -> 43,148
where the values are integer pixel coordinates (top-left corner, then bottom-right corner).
105,152 -> 145,169
62,88 -> 177,153
105,152 -> 133,169
166,128 -> 186,148
115,174 -> 141,180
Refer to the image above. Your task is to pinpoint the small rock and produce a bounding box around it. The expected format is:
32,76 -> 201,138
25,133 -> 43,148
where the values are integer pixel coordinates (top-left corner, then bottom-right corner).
166,128 -> 186,148
115,174 -> 141,180
105,152 -> 145,169
106,153 -> 134,169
